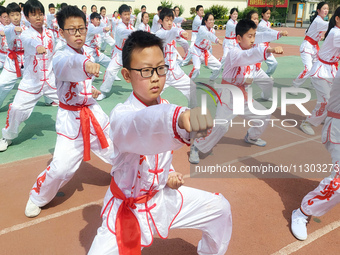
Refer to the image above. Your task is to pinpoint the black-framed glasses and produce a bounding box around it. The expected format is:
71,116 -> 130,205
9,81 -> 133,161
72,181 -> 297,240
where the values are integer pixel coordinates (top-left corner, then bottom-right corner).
129,65 -> 169,78
63,27 -> 87,35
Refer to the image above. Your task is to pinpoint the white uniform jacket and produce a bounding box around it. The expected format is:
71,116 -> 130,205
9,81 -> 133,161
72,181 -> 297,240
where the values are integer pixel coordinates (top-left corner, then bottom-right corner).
137,23 -> 150,32
52,44 -> 109,139
156,27 -> 186,80
223,19 -> 237,49
151,14 -> 161,34
19,26 -> 56,94
112,22 -> 134,61
107,92 -> 189,246
223,44 -> 270,86
85,23 -> 107,55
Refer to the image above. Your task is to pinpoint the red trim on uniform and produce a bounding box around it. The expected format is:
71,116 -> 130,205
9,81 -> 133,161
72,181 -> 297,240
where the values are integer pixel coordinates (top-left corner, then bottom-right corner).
327,111 -> 340,119
304,36 -> 320,51
317,54 -> 339,68
172,106 -> 188,145
264,46 -> 269,61
8,50 -> 24,77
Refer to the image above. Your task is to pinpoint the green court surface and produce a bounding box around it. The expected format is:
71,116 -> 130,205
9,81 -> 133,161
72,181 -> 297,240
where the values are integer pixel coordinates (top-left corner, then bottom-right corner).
0,37 -> 317,164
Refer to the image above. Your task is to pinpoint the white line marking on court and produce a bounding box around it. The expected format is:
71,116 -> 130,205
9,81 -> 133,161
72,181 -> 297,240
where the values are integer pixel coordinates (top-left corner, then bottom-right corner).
272,219 -> 340,254
273,124 -> 322,144
0,199 -> 103,236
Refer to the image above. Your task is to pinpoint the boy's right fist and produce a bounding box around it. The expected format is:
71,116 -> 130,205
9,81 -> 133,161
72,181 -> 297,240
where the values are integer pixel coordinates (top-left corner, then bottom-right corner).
36,46 -> 46,54
85,61 -> 100,77
178,107 -> 213,138
103,27 -> 110,33
273,46 -> 284,54
0,31 -> 4,36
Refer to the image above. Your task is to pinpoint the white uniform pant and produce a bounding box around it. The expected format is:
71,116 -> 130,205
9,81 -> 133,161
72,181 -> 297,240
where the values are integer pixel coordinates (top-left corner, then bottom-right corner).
253,68 -> 274,100
29,128 -> 113,207
306,77 -> 332,126
88,186 -> 232,255
0,53 -> 6,69
293,52 -> 317,88
190,51 -> 221,81
101,35 -> 115,53
263,53 -> 277,77
2,86 -> 59,140
301,141 -> 340,216
164,71 -> 197,107
100,54 -> 121,94
181,32 -> 197,66
0,68 -> 22,108
93,52 -> 111,68
195,88 -> 271,153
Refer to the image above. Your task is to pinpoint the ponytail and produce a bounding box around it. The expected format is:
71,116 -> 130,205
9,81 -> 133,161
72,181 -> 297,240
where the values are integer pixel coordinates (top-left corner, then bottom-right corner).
324,6 -> 340,39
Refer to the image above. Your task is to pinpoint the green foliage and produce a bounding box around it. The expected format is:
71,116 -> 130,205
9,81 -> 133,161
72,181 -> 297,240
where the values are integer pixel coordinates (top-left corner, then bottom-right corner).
204,5 -> 228,20
0,0 -> 5,6
238,6 -> 258,20
133,8 -> 139,16
161,0 -> 173,9
177,5 -> 185,16
190,7 -> 196,17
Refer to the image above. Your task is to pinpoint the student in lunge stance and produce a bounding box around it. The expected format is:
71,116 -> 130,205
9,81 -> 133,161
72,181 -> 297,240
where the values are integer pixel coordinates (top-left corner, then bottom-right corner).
88,30 -> 232,255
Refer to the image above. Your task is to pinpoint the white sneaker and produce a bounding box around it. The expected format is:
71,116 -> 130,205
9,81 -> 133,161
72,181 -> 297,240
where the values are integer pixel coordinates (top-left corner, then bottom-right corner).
300,120 -> 315,135
244,132 -> 267,147
261,92 -> 273,102
189,144 -> 200,164
115,76 -> 121,81
291,209 -> 308,240
0,138 -> 12,152
96,93 -> 106,101
25,198 -> 41,218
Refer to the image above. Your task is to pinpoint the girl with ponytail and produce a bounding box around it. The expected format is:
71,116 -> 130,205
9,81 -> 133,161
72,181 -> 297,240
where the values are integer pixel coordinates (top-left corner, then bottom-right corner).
220,8 -> 238,67
299,6 -> 340,136
292,2 -> 329,90
291,8 -> 340,241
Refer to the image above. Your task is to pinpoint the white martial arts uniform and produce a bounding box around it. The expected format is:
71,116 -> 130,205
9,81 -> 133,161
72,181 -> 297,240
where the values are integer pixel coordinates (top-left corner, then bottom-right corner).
304,26 -> 340,127
189,25 -> 221,81
88,93 -> 232,255
100,15 -> 115,53
0,23 -> 27,108
150,14 -> 161,34
0,24 -> 8,69
100,22 -> 134,94
174,16 -> 189,55
220,19 -> 237,68
2,26 -> 59,140
110,17 -> 120,35
29,44 -> 113,207
156,27 -> 197,106
135,11 -> 142,28
181,14 -> 202,66
137,22 -> 150,32
257,19 -> 278,77
293,15 -> 329,88
300,69 -> 340,217
194,45 -> 271,153
85,23 -> 111,68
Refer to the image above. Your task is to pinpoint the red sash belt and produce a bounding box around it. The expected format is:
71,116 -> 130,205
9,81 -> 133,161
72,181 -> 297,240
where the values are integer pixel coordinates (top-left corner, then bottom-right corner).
304,36 -> 320,51
317,54 -> 339,69
192,30 -> 198,33
58,102 -> 109,161
225,36 -> 236,40
194,44 -> 209,66
115,45 -> 122,51
110,177 -> 158,255
327,111 -> 340,119
8,50 -> 24,77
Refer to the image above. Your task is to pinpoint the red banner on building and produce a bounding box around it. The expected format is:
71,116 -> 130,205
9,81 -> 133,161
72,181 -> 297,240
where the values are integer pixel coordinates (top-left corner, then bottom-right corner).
247,0 -> 288,8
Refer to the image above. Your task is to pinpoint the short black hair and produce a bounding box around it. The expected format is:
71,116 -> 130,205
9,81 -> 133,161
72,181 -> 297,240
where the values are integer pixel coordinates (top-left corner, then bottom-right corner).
6,2 -> 21,15
236,19 -> 257,37
60,3 -> 67,10
261,7 -> 270,15
202,12 -> 213,26
246,10 -> 258,20
141,5 -> 146,9
118,4 -> 130,15
100,6 -> 106,12
196,5 -> 203,12
48,3 -> 55,9
90,12 -> 100,20
141,11 -> 148,22
0,6 -> 7,16
91,5 -> 96,10
122,30 -> 163,69
81,5 -> 86,9
56,5 -> 86,30
24,0 -> 45,17
159,7 -> 173,21
157,6 -> 163,12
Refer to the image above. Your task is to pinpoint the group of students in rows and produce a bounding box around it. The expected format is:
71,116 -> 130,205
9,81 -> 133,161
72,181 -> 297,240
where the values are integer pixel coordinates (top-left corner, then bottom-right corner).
0,0 -> 340,253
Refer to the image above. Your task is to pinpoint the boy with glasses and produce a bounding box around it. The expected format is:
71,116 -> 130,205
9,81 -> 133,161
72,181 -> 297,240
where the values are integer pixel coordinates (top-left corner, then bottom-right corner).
89,30 -> 232,255
24,5 -> 113,218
